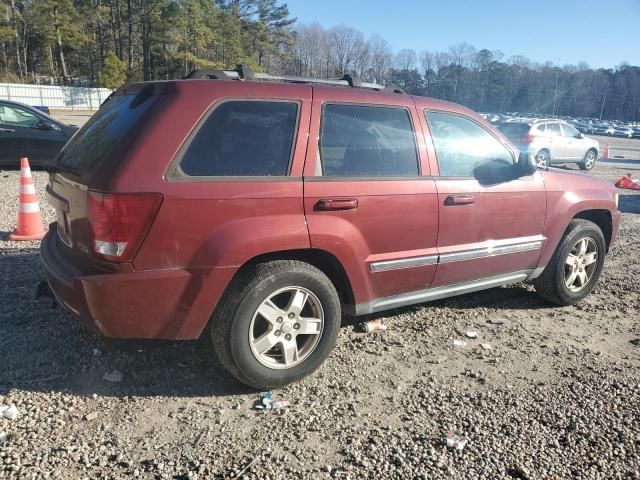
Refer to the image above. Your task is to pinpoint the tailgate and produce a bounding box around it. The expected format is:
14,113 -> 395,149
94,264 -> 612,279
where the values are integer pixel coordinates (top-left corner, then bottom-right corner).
45,172 -> 93,265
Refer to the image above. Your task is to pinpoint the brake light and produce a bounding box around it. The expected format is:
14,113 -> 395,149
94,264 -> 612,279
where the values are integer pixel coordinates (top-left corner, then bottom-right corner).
88,192 -> 162,262
518,135 -> 536,143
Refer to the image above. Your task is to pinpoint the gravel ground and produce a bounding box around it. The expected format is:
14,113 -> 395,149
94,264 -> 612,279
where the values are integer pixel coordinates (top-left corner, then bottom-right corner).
0,158 -> 639,479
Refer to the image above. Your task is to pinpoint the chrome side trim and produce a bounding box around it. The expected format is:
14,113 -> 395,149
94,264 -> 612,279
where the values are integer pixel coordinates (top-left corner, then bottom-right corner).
438,240 -> 543,264
368,239 -> 543,273
348,270 -> 535,316
369,254 -> 438,272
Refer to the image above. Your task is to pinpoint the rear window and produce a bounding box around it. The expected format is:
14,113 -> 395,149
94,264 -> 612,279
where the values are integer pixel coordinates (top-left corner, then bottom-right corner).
494,123 -> 531,137
56,89 -> 157,171
178,100 -> 299,177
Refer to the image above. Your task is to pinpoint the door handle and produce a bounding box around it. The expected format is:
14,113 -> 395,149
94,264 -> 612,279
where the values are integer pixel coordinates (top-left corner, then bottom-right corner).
444,194 -> 475,206
0,128 -> 15,133
315,198 -> 358,211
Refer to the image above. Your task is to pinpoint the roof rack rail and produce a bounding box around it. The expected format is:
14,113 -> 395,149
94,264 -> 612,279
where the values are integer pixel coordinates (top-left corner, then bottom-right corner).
183,65 -> 406,94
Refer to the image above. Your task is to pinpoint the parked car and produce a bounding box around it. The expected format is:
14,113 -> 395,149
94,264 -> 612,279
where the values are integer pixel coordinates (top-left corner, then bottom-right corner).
40,70 -> 621,389
606,125 -> 634,138
0,100 -> 79,166
495,119 -> 599,169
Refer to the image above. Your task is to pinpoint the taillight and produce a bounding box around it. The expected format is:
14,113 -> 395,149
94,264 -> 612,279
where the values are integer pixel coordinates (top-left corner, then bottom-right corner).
517,135 -> 535,143
88,192 -> 162,262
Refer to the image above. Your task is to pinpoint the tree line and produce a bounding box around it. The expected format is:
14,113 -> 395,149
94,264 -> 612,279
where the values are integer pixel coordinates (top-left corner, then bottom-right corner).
1,1 -> 639,121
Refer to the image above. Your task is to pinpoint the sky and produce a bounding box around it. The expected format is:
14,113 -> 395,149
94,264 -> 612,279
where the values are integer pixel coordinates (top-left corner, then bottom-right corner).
284,0 -> 640,69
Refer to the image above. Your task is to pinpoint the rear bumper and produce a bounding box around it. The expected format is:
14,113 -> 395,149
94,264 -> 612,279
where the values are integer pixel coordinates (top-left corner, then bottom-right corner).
40,227 -> 235,339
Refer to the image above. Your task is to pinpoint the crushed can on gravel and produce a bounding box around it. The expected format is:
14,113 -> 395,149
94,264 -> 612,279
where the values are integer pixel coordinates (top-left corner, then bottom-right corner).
359,319 -> 387,333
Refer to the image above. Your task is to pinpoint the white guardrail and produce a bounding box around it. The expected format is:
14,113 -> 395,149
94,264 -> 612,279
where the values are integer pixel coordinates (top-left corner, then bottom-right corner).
0,83 -> 113,111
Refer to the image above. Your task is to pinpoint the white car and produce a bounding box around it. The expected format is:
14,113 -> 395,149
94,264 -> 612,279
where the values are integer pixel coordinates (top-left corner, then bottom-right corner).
496,119 -> 600,170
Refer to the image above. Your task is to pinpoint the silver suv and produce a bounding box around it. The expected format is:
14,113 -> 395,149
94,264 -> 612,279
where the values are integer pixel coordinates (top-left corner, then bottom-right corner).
496,120 -> 599,170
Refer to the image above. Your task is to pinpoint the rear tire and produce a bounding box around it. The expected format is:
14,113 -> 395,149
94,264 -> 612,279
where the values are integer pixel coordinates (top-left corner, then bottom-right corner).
579,149 -> 597,170
211,260 -> 341,390
533,219 -> 606,306
535,149 -> 550,168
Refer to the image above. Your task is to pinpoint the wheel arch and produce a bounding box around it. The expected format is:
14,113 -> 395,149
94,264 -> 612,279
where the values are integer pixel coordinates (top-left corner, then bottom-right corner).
573,209 -> 613,251
231,248 -> 356,307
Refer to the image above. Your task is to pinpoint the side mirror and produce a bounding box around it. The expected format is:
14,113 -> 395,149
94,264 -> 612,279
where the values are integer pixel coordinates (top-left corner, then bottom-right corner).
517,152 -> 538,175
575,132 -> 584,139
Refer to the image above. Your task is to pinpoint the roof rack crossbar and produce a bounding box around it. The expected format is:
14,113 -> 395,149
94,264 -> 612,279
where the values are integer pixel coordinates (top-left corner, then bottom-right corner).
184,65 -> 404,93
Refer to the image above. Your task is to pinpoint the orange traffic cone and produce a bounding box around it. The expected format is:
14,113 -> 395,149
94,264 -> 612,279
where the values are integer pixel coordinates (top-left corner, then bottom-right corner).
8,157 -> 47,241
601,141 -> 610,160
615,173 -> 640,191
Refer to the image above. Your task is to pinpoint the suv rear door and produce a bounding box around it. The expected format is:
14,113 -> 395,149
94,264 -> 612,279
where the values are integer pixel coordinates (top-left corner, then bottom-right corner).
546,122 -> 566,160
422,110 -> 546,288
303,89 -> 438,311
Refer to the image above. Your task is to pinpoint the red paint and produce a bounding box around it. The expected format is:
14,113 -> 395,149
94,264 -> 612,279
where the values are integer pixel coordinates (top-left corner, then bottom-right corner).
40,80 -> 621,339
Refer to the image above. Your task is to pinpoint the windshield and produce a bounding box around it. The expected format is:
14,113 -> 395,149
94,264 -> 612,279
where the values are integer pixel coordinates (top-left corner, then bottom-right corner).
55,89 -> 157,171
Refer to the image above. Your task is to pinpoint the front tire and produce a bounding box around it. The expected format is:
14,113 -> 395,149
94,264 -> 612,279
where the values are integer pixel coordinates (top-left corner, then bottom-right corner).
579,149 -> 597,170
211,260 -> 341,389
533,219 -> 606,306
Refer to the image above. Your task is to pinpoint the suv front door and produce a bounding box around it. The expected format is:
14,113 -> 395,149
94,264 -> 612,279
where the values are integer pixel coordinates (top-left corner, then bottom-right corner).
303,89 -> 438,313
422,110 -> 546,288
560,123 -> 584,160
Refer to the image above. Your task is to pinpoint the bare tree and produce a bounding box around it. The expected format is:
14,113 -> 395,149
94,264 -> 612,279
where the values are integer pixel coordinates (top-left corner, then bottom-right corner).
328,24 -> 364,75
395,48 -> 416,70
367,33 -> 392,83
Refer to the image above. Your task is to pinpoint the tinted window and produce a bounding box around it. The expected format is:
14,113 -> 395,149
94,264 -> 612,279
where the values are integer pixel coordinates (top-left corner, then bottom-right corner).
320,104 -> 419,177
547,123 -> 561,136
495,123 -> 531,138
535,123 -> 547,133
426,111 -> 514,179
180,101 -> 298,177
0,104 -> 39,127
57,89 -> 157,171
562,123 -> 579,137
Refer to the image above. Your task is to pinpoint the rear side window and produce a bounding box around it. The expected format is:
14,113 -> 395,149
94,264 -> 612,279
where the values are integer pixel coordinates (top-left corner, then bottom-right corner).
426,111 -> 514,178
535,123 -> 547,133
319,104 -> 419,177
547,123 -> 561,136
179,101 -> 299,177
57,89 -> 157,171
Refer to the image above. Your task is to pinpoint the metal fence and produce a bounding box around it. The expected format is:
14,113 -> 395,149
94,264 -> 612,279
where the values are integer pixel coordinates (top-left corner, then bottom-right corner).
0,83 -> 113,111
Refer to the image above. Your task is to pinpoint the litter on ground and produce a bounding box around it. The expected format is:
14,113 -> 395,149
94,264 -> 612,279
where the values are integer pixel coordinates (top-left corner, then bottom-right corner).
0,404 -> 20,420
254,392 -> 291,411
446,430 -> 468,450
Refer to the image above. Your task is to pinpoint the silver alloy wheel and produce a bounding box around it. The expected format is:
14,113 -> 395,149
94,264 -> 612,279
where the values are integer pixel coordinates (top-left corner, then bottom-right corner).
583,151 -> 596,169
536,151 -> 549,168
249,286 -> 324,369
564,237 -> 598,292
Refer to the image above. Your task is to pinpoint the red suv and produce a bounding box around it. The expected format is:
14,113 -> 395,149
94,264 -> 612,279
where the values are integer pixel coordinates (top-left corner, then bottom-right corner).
41,68 -> 621,389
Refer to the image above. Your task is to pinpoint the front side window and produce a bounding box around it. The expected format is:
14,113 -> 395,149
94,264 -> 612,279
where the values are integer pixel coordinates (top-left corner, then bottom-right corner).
561,123 -> 579,137
319,104 -> 419,177
179,100 -> 299,177
425,111 -> 514,179
0,105 -> 39,127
